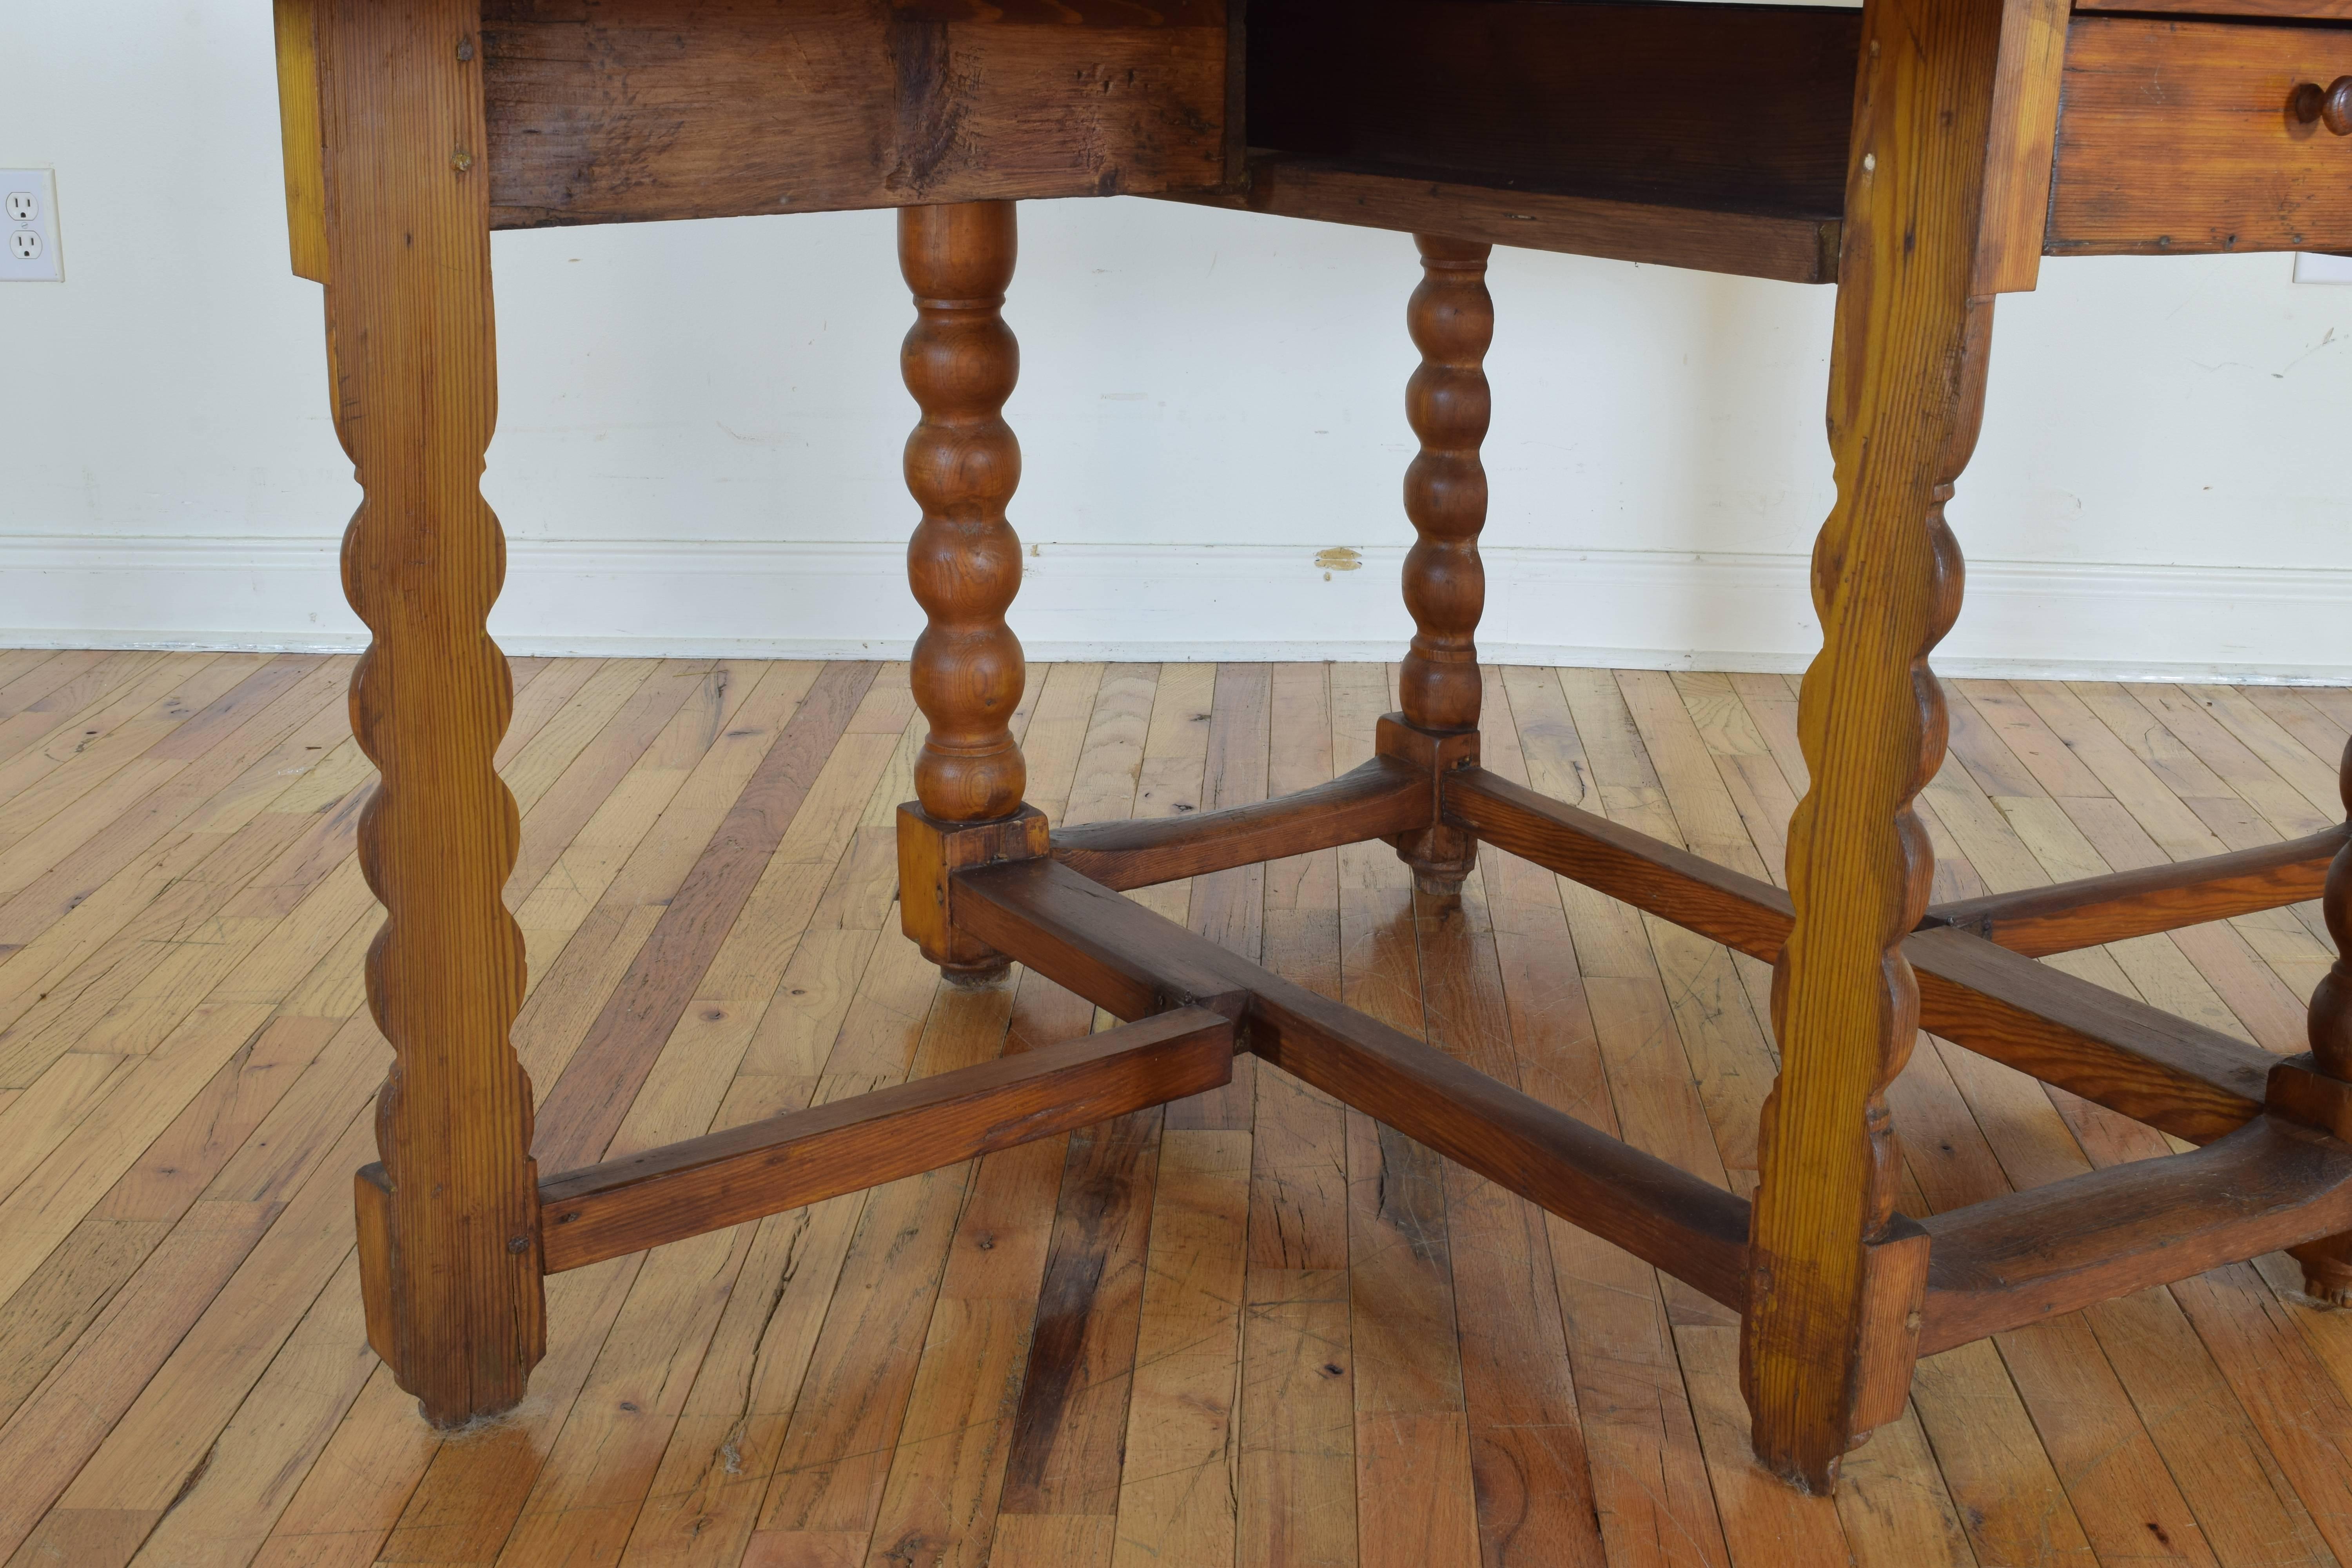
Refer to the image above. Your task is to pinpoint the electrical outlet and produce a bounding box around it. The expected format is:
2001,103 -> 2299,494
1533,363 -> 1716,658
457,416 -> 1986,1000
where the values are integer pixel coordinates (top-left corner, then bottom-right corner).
1,169 -> 62,283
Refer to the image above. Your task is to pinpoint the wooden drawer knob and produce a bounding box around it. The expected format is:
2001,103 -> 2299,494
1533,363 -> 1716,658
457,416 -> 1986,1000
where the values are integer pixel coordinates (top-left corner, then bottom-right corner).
2292,76 -> 2352,135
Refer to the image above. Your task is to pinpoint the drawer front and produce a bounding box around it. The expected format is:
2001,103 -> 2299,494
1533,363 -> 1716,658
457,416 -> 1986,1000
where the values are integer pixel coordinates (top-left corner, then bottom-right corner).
2047,16 -> 2352,254
478,0 -> 1234,230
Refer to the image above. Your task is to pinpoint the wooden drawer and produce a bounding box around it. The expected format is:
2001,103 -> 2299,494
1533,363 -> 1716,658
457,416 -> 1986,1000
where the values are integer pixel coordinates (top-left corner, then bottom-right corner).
2047,15 -> 2352,254
473,0 -> 1235,230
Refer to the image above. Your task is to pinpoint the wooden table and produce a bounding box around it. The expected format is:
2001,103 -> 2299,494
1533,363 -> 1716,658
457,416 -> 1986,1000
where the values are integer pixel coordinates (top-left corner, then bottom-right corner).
271,0 -> 2352,1493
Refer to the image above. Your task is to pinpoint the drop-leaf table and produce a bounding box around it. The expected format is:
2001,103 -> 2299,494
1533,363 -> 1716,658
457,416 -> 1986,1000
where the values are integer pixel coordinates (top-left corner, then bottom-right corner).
271,0 -> 2352,1492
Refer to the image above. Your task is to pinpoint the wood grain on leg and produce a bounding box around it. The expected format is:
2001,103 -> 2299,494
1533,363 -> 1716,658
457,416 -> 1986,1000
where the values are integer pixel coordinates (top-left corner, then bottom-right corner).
1392,236 -> 1492,897
319,0 -> 544,1427
1741,0 -> 2007,1489
900,200 -> 1031,983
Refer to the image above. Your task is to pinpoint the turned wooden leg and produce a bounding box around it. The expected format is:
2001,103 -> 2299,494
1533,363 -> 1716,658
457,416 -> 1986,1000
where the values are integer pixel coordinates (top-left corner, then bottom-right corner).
1741,0 -> 2008,1492
310,0 -> 545,1425
2291,737 -> 2352,1305
1392,234 -> 1492,897
897,200 -> 1031,984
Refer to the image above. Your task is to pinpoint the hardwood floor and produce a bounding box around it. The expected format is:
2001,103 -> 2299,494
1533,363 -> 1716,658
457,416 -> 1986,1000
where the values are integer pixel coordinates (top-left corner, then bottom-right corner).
0,650 -> 2349,1566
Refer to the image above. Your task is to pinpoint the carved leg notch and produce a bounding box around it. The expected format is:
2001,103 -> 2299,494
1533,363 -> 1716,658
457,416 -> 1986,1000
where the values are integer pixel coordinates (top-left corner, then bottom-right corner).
1392,234 -> 1493,896
899,200 -> 1033,983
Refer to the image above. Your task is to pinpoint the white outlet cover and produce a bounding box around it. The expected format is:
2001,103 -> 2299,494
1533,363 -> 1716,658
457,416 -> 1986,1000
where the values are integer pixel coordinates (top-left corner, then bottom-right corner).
2294,252 -> 2352,284
0,169 -> 61,283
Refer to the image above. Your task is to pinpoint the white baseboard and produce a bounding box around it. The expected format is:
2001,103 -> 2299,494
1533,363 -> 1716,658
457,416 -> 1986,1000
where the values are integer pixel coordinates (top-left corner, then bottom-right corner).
0,535 -> 2343,684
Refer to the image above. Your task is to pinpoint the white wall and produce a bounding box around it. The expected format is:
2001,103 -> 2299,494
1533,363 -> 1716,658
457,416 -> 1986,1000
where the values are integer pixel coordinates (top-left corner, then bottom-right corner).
4,3 -> 2350,680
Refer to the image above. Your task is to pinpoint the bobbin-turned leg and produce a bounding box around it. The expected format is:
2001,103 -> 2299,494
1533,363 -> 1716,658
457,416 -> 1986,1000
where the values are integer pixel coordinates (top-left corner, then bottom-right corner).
1741,0 -> 2007,1491
897,200 -> 1034,983
304,0 -> 546,1426
2289,736 -> 2352,1305
1389,235 -> 1492,896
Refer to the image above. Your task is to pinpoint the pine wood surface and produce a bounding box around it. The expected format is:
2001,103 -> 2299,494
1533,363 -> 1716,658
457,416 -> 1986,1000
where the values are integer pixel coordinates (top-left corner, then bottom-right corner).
2045,16 -> 2352,257
319,0 -> 545,1430
474,0 -> 1230,229
7,651 -> 2352,1563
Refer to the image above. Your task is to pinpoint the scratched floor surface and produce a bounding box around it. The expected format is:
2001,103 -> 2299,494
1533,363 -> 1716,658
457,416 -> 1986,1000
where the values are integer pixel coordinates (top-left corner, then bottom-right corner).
1,649 -> 2349,1567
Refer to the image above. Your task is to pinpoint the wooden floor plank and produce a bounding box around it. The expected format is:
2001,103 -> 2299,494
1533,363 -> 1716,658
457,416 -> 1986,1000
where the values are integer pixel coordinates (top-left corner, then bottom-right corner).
735,670 -> 1102,1567
0,652 -> 109,731
0,1013 -> 344,1431
1493,664 -> 1737,1568
0,655 -> 550,1340
1902,681 -> 2345,1568
11,655 -> 2352,1568
1037,664 -> 1232,1568
2121,686 -> 2333,839
532,662 -> 866,1172
990,665 -> 1183,1554
34,663 -> 734,1568
0,651 -> 176,782
1071,662 -> 1259,1567
5,1102 -> 378,1566
599,693 -> 937,1568
2236,687 -> 2348,788
1239,662 -> 1358,1568
1824,679 -> 2296,1565
0,655 -> 339,939
0,652 -> 238,822
739,985 -> 1011,1561
0,659 -> 358,1073
0,664 -> 591,1555
325,669 -> 826,1566
449,663 -> 866,1566
1413,863 -> 1610,1568
2179,684 -> 2345,823
848,663 -> 1106,1568
1168,661 -> 1271,1133
1558,667 -> 1775,1189
389,665 -> 920,1566
0,658 -> 583,1350
0,1196 -> 282,1563
1696,679 -> 1988,1567
1327,661 -> 1481,1568
1111,1127 -> 1251,1568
